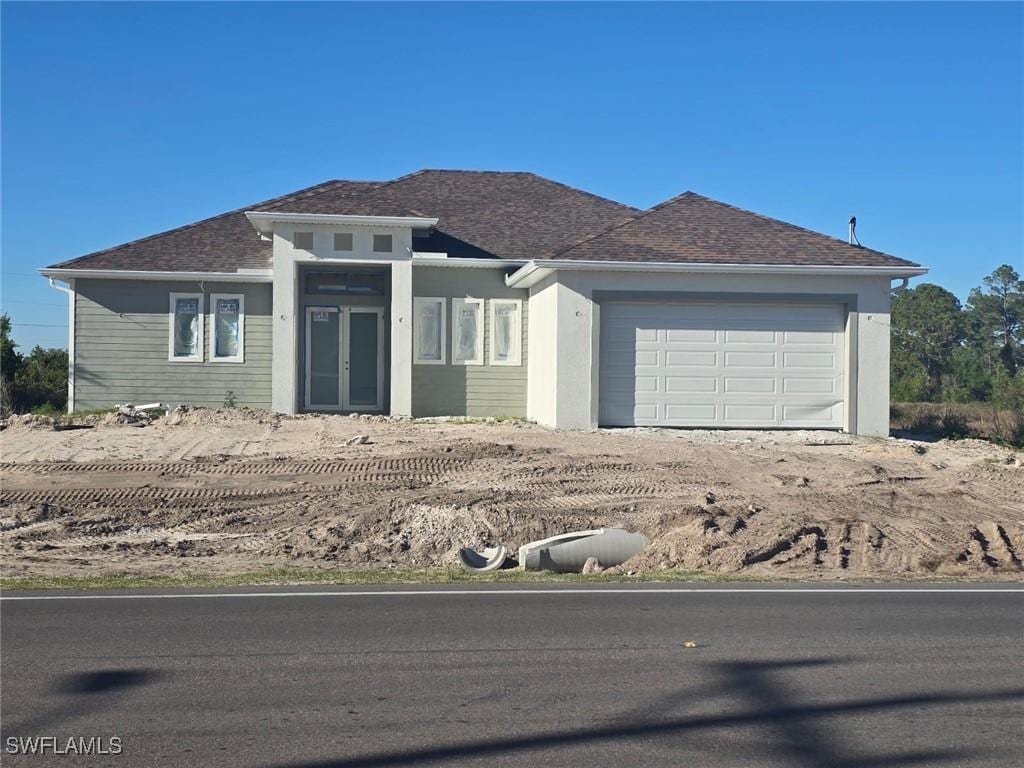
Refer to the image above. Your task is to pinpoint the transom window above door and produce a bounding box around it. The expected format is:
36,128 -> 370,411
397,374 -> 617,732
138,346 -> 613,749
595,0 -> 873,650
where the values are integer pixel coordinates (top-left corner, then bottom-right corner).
304,271 -> 386,296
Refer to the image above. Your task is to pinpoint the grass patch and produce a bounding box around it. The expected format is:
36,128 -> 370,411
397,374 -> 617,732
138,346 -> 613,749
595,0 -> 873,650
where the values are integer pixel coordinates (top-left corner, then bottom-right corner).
66,407 -> 119,419
891,402 -> 1024,448
0,566 -> 764,591
1,567 -> 988,592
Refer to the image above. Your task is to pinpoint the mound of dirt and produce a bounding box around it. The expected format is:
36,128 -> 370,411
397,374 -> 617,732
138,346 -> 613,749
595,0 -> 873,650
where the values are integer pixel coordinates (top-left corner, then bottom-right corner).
2,408 -> 1022,581
159,405 -> 284,428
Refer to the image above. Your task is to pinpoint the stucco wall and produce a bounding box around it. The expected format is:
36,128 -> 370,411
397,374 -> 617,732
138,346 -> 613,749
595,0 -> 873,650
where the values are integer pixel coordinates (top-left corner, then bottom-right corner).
270,223 -> 414,415
526,274 -> 558,425
526,270 -> 893,436
411,265 -> 529,418
73,279 -> 272,410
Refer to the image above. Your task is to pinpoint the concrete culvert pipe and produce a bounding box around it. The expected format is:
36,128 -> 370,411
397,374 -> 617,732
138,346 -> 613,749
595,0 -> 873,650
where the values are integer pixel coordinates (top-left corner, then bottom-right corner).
457,545 -> 509,573
520,529 -> 650,573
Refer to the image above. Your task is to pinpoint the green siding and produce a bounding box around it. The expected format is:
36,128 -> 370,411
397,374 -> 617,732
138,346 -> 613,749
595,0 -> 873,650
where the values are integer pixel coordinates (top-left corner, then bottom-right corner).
411,265 -> 528,418
73,279 -> 273,411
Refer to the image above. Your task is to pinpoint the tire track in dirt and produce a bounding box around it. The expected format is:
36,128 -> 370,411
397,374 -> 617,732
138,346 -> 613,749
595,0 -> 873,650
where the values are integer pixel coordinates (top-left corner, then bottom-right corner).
3,412 -> 1024,579
0,457 -> 470,477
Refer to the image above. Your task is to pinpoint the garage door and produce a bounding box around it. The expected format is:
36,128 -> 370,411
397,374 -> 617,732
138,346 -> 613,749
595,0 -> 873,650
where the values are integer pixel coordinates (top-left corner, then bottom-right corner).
599,301 -> 846,428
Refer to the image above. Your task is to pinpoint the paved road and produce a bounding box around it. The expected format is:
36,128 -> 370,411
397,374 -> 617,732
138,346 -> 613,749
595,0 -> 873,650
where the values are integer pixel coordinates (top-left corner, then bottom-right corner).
2,584 -> 1023,767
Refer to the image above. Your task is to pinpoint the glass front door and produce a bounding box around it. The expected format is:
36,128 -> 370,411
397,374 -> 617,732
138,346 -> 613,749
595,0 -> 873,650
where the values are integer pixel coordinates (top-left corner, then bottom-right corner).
306,307 -> 341,408
346,309 -> 381,409
305,306 -> 383,412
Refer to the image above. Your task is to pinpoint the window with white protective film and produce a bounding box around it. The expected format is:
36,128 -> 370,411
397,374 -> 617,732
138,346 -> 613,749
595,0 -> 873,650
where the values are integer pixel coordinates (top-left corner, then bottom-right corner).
169,293 -> 203,361
211,294 -> 244,362
490,299 -> 522,366
452,298 -> 483,365
414,297 -> 446,365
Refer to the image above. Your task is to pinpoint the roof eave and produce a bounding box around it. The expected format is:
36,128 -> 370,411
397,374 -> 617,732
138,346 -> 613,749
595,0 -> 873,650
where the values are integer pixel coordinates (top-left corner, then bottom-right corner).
245,211 -> 439,236
39,268 -> 274,283
505,259 -> 928,289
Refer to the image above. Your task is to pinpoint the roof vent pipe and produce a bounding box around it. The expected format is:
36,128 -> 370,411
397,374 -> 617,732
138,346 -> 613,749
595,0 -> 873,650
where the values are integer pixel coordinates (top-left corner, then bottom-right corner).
848,216 -> 861,246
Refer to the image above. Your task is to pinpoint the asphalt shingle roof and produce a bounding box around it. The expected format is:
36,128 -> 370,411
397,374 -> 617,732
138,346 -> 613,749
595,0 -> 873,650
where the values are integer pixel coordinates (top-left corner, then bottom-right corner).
48,180 -> 381,272
544,192 -> 920,268
48,171 -> 637,271
47,172 -> 919,272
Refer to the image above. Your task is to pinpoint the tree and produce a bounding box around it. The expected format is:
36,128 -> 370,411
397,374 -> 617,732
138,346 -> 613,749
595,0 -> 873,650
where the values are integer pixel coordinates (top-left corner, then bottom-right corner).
890,348 -> 929,401
943,347 -> 992,403
890,284 -> 964,399
13,346 -> 69,413
965,264 -> 1023,376
0,314 -> 69,415
0,314 -> 22,415
1,314 -> 20,379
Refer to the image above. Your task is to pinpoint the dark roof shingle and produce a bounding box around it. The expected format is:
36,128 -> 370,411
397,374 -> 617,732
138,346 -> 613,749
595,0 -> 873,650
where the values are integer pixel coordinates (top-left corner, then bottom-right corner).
275,170 -> 639,260
46,174 -> 918,272
48,180 -> 381,272
544,192 -> 920,268
48,170 -> 637,270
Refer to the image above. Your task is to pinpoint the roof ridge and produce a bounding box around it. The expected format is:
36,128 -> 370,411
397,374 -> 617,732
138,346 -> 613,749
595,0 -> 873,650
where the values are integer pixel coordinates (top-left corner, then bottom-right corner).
411,168 -> 533,175
523,172 -> 640,214
681,191 -> 906,262
300,169 -> 435,215
254,170 -> 638,225
49,179 -> 372,268
548,189 -> 917,267
543,189 -> 693,259
263,179 -> 381,211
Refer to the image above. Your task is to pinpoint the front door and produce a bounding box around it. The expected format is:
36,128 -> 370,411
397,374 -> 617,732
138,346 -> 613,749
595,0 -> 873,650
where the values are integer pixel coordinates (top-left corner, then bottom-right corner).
305,306 -> 384,412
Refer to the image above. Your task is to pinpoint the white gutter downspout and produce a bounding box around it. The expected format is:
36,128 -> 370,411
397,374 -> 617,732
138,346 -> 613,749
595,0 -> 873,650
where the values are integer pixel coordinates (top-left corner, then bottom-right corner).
47,277 -> 76,413
890,277 -> 910,295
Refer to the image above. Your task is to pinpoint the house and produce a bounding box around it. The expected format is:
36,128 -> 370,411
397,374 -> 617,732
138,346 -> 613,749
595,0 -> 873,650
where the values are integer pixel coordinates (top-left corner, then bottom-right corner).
41,170 -> 926,435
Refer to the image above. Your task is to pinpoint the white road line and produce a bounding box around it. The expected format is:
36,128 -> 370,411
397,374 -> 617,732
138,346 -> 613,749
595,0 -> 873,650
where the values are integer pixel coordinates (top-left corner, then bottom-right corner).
1,588 -> 1021,601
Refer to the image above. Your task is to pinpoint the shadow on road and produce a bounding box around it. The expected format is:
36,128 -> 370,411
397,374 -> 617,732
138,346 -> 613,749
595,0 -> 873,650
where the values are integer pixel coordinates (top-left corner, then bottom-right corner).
267,658 -> 1023,768
55,669 -> 163,695
5,667 -> 169,735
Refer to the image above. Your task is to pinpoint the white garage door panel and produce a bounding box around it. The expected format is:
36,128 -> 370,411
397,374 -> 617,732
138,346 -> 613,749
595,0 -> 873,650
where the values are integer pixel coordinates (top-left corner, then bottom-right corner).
599,301 -> 845,428
725,377 -> 776,394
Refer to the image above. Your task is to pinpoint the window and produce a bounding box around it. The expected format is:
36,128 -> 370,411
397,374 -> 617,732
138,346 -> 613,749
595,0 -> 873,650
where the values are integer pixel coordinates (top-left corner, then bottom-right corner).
169,293 -> 203,361
373,234 -> 393,253
210,294 -> 244,363
347,273 -> 386,295
490,299 -> 522,366
451,298 -> 483,365
293,231 -> 314,250
413,297 -> 446,365
334,232 -> 353,251
304,271 -> 386,296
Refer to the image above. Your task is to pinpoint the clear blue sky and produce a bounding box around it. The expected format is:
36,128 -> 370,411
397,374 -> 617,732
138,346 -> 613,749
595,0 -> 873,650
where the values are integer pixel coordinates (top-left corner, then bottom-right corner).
2,1 -> 1021,351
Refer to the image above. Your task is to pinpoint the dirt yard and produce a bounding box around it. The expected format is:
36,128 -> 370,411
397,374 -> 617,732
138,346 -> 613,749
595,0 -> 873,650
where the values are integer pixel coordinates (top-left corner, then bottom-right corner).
2,407 -> 1023,582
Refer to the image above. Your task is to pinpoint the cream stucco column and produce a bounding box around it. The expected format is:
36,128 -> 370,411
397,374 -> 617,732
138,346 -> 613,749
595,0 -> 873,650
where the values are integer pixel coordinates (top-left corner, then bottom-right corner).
852,282 -> 892,437
271,234 -> 300,414
525,275 -> 598,430
389,259 -> 413,417
553,278 -> 598,429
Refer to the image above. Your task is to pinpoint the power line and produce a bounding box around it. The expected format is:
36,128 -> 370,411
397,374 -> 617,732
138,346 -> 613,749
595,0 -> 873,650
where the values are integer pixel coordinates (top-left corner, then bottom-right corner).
0,300 -> 66,307
11,323 -> 67,328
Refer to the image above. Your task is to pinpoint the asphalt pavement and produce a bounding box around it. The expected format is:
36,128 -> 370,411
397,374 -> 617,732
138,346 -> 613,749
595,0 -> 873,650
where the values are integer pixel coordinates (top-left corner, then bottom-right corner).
2,583 -> 1022,767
